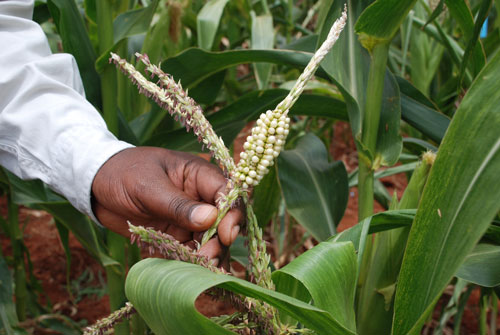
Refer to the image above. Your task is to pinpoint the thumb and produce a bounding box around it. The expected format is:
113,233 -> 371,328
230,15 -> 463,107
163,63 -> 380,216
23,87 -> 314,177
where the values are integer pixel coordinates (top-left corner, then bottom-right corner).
141,185 -> 218,232
189,203 -> 218,231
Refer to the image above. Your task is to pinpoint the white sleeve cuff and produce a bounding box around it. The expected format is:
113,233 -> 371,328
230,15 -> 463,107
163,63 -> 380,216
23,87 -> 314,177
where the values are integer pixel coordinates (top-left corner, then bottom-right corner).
50,126 -> 134,223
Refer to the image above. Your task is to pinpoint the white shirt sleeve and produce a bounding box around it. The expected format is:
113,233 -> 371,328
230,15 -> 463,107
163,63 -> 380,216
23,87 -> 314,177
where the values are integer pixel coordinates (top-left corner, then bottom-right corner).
0,0 -> 134,221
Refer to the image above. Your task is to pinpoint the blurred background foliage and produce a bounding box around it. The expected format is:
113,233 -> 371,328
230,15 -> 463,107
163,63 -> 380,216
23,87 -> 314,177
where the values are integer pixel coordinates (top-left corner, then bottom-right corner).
1,0 -> 500,334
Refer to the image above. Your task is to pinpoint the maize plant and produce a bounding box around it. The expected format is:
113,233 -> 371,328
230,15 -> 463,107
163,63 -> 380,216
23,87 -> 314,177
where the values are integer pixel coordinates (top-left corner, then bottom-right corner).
2,1 -> 500,335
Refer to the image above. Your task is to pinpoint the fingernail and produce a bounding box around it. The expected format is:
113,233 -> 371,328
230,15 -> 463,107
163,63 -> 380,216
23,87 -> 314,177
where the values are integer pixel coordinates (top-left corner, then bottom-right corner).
231,226 -> 240,242
191,205 -> 217,227
209,258 -> 219,267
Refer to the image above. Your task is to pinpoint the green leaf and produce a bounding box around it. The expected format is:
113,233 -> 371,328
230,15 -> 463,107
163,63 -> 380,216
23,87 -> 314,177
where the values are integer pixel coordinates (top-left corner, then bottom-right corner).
196,0 -> 229,50
4,172 -> 112,267
251,12 -> 274,89
330,209 -> 417,250
319,2 -> 402,167
456,244 -> 500,287
272,241 -> 357,331
422,0 -> 445,27
392,50 -> 500,335
458,0 -> 492,86
126,259 -> 356,335
277,134 -> 348,241
348,162 -> 418,188
397,76 -> 449,143
47,0 -> 102,109
95,1 -> 159,71
161,48 -> 321,89
409,2 -> 444,95
0,256 -> 18,333
445,0 -> 486,77
252,165 -> 281,227
144,90 -> 347,149
188,70 -> 227,105
113,1 -> 158,43
355,0 -> 418,47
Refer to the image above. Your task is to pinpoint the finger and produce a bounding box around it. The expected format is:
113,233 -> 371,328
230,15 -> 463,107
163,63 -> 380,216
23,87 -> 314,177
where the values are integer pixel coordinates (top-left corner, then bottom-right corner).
192,163 -> 229,204
199,237 -> 222,259
93,205 -> 131,237
138,179 -> 218,232
165,225 -> 192,243
218,208 -> 243,246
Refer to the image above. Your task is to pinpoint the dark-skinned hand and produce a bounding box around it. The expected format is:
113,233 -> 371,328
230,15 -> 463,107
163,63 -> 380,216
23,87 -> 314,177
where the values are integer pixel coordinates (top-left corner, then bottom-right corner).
91,147 -> 243,265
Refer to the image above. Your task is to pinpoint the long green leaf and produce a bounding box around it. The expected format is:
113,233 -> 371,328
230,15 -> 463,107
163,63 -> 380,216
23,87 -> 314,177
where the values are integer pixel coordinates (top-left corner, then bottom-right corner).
444,0 -> 486,77
355,0 -> 418,46
4,172 -> 114,267
94,1 -> 159,71
144,91 -> 347,149
161,48 -> 322,89
47,0 -> 101,109
0,256 -> 18,333
458,0 -> 492,86
397,76 -> 450,143
392,50 -> 500,335
456,243 -> 500,287
277,134 -> 348,241
160,47 -> 440,143
272,241 -> 357,331
409,1 -> 444,95
251,12 -> 274,89
196,0 -> 229,50
320,1 -> 402,167
113,2 -> 158,43
126,259 -> 356,335
252,165 -> 281,227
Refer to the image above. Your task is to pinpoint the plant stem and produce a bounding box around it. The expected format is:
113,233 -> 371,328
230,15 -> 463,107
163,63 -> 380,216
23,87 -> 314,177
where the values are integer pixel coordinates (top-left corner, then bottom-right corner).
127,242 -> 146,334
7,196 -> 26,321
357,163 -> 374,220
479,287 -> 489,335
490,291 -> 498,335
97,0 -> 118,135
97,3 -> 128,333
105,232 -> 130,335
358,42 -> 390,220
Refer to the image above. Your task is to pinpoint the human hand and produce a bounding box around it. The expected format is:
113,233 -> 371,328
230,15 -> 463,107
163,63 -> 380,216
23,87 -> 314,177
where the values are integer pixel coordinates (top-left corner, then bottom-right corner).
91,147 -> 243,262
